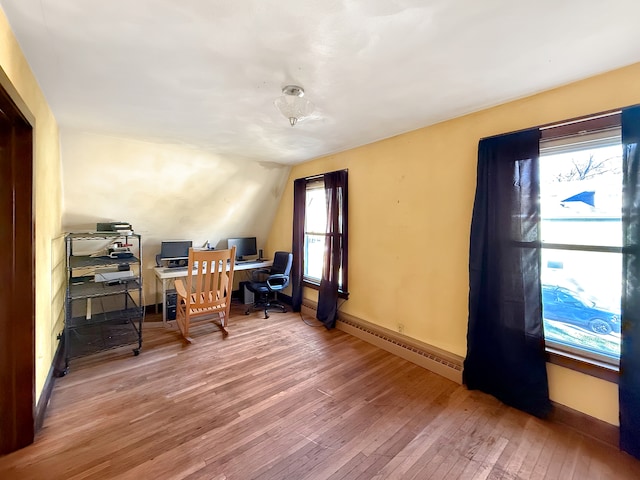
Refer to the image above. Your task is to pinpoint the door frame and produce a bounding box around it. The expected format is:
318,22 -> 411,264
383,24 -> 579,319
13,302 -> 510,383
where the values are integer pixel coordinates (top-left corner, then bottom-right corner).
0,69 -> 35,455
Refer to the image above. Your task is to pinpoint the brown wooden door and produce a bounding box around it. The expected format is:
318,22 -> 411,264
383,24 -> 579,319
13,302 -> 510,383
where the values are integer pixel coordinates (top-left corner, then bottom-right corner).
0,83 -> 35,455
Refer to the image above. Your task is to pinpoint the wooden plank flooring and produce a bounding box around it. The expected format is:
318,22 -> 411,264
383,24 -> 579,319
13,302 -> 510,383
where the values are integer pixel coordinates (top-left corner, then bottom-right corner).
1,302 -> 640,479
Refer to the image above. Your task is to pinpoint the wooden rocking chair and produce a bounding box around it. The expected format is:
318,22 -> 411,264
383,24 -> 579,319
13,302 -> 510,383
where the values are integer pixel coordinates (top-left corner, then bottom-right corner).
174,247 -> 236,343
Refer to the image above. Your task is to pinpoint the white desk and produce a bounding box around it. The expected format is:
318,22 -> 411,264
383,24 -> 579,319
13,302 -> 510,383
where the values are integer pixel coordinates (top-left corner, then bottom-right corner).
153,260 -> 273,325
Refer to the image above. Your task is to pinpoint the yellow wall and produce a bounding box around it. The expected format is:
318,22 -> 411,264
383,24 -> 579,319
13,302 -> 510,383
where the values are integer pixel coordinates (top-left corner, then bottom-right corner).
0,10 -> 63,402
267,62 -> 640,425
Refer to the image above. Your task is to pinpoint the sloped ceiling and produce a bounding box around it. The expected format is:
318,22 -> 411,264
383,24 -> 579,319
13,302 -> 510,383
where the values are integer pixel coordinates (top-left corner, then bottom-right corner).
2,0 -> 640,164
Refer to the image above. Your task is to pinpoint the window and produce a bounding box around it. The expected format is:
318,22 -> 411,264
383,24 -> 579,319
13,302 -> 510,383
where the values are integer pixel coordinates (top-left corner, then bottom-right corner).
467,107 -> 640,445
540,117 -> 622,367
301,172 -> 348,295
303,179 -> 326,283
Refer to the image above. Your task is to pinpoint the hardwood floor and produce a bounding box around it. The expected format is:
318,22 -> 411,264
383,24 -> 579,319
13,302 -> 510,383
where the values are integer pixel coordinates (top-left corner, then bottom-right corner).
1,302 -> 639,479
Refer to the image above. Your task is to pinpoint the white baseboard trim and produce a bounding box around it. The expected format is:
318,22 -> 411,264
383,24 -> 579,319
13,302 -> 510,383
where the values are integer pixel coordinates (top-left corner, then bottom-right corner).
302,300 -> 463,384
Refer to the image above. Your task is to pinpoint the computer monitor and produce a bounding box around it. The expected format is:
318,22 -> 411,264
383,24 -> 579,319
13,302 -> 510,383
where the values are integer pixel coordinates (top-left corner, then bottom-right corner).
227,237 -> 257,261
160,240 -> 192,260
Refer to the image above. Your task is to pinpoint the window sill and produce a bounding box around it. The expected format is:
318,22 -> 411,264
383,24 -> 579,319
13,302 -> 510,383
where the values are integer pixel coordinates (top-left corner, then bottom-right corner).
302,278 -> 349,299
546,347 -> 619,384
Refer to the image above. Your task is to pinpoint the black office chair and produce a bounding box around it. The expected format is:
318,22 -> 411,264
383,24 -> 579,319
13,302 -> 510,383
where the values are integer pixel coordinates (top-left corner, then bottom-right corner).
245,251 -> 293,319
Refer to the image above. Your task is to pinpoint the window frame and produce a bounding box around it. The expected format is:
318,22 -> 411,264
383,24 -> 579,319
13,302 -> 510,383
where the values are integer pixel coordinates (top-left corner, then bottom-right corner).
302,179 -> 325,286
300,173 -> 349,297
539,111 -> 622,378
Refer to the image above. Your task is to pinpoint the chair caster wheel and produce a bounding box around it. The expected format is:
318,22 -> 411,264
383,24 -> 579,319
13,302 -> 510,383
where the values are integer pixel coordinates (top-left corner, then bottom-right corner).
133,349 -> 140,356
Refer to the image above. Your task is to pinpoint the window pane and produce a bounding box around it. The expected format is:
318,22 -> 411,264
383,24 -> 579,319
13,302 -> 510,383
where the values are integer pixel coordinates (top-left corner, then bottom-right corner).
304,234 -> 324,280
305,186 -> 326,233
541,246 -> 621,362
540,140 -> 622,364
540,144 -> 622,247
304,183 -> 325,281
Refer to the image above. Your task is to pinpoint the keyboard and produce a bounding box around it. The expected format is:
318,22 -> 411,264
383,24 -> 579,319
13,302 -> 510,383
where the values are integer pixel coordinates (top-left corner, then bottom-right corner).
164,266 -> 189,272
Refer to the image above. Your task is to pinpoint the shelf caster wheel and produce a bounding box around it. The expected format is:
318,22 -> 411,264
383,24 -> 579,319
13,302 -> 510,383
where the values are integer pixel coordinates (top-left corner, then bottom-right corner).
133,348 -> 140,356
58,367 -> 69,377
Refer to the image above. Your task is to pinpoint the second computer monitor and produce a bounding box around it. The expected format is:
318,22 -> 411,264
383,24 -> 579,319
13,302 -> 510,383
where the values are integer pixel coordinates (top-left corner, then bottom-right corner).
227,237 -> 257,261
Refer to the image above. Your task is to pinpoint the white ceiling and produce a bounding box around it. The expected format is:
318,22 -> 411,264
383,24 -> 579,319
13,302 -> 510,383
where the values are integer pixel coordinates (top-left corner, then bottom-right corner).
2,0 -> 640,165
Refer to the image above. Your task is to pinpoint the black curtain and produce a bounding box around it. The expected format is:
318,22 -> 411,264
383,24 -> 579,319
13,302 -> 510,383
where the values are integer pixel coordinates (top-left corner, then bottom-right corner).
317,170 -> 348,328
620,105 -> 640,459
291,178 -> 306,312
464,128 -> 551,418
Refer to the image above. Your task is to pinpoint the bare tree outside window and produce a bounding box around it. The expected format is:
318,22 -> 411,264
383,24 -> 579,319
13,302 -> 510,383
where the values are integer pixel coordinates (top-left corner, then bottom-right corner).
551,154 -> 621,182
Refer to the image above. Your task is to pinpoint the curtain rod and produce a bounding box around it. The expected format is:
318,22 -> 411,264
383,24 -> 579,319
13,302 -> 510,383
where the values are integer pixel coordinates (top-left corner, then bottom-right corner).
539,110 -> 620,130
479,106 -> 630,142
303,169 -> 348,182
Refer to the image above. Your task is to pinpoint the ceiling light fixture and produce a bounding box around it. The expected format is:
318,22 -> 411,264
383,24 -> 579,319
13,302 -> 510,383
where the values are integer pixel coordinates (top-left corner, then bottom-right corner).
274,85 -> 314,126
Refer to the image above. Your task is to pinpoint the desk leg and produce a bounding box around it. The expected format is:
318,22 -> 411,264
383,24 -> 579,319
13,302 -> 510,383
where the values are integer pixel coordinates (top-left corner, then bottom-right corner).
162,278 -> 168,326
155,275 -> 160,315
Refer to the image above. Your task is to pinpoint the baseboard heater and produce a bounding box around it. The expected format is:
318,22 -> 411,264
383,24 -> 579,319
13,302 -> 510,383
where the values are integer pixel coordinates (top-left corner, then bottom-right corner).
301,300 -> 463,384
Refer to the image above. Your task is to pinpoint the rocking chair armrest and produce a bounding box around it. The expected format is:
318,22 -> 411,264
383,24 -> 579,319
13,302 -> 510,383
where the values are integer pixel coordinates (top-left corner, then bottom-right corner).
174,279 -> 188,299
